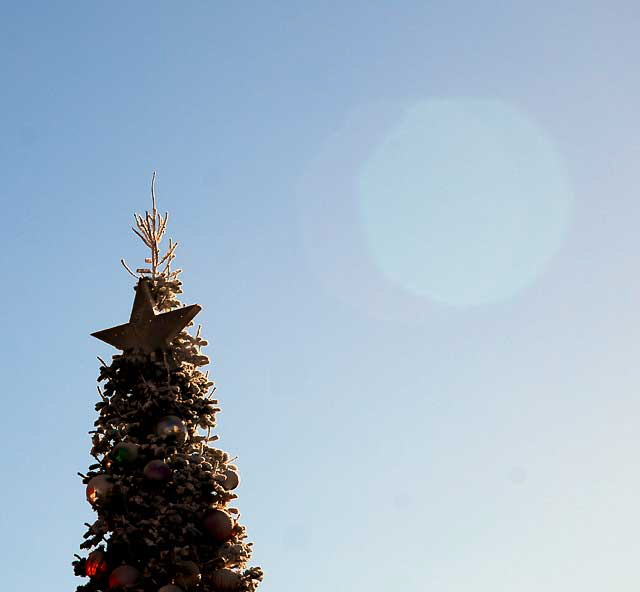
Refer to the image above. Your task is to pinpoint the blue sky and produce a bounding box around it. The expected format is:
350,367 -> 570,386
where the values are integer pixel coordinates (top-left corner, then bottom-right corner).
1,2 -> 640,590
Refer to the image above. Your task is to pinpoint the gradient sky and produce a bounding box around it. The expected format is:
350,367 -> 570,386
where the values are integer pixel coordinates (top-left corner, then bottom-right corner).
1,2 -> 640,591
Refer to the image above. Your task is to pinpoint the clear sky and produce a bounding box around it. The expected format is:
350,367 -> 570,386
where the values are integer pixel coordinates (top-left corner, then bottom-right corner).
1,2 -> 639,590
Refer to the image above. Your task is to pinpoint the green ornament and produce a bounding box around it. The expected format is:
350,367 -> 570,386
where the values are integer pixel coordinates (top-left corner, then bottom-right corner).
112,442 -> 140,465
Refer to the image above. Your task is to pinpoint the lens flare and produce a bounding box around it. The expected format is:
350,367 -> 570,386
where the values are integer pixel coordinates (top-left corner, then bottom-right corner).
356,98 -> 573,306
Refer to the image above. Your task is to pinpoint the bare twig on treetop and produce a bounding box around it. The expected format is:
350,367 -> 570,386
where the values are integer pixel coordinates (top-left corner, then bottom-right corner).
120,172 -> 179,279
120,258 -> 137,278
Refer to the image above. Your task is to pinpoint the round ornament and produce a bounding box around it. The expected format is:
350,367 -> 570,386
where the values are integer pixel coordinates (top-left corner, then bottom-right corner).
156,416 -> 187,441
143,460 -> 173,482
85,550 -> 108,578
170,456 -> 187,469
112,442 -> 139,465
86,475 -> 114,505
109,565 -> 140,588
209,568 -> 241,591
159,586 -> 184,592
174,561 -> 201,589
221,468 -> 240,491
203,509 -> 234,542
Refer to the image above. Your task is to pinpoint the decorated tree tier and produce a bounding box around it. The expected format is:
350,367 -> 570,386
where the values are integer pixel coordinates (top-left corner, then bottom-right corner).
72,175 -> 263,592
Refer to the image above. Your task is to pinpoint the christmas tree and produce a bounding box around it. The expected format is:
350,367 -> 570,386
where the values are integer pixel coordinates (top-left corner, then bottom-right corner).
73,175 -> 263,592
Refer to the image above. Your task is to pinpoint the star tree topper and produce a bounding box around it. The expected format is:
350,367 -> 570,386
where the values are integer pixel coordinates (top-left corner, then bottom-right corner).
91,278 -> 201,352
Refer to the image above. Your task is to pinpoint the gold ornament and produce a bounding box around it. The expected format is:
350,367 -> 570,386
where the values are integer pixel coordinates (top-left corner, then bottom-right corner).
209,568 -> 241,591
174,561 -> 200,589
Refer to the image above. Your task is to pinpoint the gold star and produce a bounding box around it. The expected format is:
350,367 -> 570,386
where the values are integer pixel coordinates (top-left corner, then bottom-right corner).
91,278 -> 201,352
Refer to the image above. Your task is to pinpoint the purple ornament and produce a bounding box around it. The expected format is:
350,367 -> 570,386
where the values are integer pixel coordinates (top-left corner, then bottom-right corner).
143,460 -> 173,482
203,509 -> 234,542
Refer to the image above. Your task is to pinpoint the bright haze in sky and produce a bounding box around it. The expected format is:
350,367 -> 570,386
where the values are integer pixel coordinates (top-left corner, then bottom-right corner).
1,3 -> 639,591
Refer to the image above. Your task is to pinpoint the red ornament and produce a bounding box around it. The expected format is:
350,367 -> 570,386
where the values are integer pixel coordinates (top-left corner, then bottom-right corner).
109,565 -> 140,588
86,475 -> 114,505
86,550 -> 108,578
210,568 -> 241,591
203,509 -> 234,542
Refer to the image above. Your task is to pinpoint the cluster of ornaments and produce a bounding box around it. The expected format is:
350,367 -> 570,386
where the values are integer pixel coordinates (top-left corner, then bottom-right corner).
85,543 -> 241,590
83,412 -> 242,590
86,416 -> 188,503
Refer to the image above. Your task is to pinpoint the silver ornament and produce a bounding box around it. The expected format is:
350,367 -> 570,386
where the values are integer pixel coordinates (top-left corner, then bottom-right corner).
221,468 -> 240,491
156,415 -> 187,441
